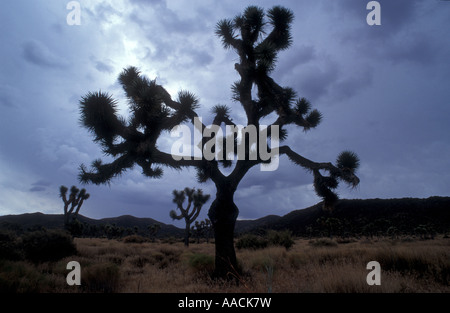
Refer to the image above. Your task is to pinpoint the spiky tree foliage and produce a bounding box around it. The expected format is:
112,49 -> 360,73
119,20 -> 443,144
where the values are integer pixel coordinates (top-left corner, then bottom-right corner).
59,185 -> 90,228
78,6 -> 360,278
170,187 -> 210,247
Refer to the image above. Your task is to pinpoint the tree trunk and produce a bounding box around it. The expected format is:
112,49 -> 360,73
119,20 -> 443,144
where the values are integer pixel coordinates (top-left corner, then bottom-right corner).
184,222 -> 190,247
208,187 -> 239,279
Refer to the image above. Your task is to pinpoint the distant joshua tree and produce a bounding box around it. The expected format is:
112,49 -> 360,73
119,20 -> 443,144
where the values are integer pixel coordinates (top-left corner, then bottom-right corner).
148,223 -> 161,242
317,216 -> 342,239
170,187 -> 210,246
59,185 -> 90,228
78,6 -> 360,278
191,218 -> 213,243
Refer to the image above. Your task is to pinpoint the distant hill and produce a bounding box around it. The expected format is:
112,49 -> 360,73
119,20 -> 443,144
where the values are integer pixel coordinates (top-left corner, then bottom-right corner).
235,215 -> 281,234
0,213 -> 184,238
246,196 -> 450,237
1,196 -> 449,238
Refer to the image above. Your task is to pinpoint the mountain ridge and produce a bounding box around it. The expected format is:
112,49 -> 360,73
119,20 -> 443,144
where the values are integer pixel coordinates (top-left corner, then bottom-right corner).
1,196 -> 449,237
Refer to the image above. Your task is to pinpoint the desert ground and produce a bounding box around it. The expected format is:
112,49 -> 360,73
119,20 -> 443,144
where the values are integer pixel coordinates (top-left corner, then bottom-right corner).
1,235 -> 449,293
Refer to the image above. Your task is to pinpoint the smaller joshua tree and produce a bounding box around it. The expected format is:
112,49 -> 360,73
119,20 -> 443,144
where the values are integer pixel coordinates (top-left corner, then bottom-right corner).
170,187 -> 210,247
148,223 -> 161,242
191,219 -> 213,243
60,185 -> 90,228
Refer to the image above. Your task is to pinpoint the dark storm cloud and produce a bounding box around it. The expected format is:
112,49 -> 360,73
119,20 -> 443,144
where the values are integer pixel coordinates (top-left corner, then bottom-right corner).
22,40 -> 68,69
336,0 -> 444,66
95,60 -> 115,74
296,59 -> 340,101
286,45 -> 316,67
278,0 -> 447,106
281,57 -> 372,104
238,154 -> 314,192
189,49 -> 214,67
331,64 -> 374,101
29,186 -> 46,192
32,180 -> 52,187
0,85 -> 17,108
126,0 -> 214,69
29,180 -> 51,193
384,32 -> 438,65
274,44 -> 317,82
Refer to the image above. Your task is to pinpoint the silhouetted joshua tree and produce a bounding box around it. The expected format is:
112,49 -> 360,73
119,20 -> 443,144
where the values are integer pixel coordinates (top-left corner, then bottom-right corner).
148,223 -> 161,242
192,218 -> 213,243
60,185 -> 90,228
170,187 -> 210,246
78,6 -> 360,278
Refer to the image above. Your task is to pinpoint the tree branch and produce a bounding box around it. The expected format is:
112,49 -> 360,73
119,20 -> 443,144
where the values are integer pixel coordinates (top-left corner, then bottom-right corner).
280,145 -> 360,200
279,146 -> 333,171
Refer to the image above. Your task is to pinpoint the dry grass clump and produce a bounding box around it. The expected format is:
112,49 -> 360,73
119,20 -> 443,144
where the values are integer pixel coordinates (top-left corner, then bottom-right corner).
82,262 -> 121,293
1,236 -> 449,293
308,238 -> 338,247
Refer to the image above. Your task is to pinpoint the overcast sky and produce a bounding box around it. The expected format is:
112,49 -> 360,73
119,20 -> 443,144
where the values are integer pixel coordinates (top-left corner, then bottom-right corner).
1,0 -> 449,227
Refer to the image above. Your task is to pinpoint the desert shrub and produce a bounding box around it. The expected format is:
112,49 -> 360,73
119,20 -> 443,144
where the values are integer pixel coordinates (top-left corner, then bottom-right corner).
159,246 -> 182,261
0,260 -> 48,292
187,253 -> 214,273
437,259 -> 450,285
288,252 -> 309,269
267,230 -> 295,250
374,248 -> 449,285
336,238 -> 358,244
150,246 -> 182,269
104,254 -> 124,265
128,255 -> 150,268
237,231 -> 295,250
82,262 -> 121,292
249,253 -> 276,270
149,251 -> 165,263
0,230 -> 22,260
236,234 -> 268,250
308,238 -> 338,247
21,230 -> 77,263
122,235 -> 148,243
161,236 -> 178,244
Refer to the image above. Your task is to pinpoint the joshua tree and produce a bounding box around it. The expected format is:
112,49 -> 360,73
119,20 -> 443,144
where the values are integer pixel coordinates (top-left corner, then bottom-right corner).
78,6 -> 360,278
317,216 -> 342,239
203,218 -> 213,243
191,218 -> 213,243
170,187 -> 210,246
191,221 -> 202,244
60,185 -> 90,228
148,223 -> 161,242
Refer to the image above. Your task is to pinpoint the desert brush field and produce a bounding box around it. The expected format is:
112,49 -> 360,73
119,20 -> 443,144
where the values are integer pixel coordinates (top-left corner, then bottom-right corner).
1,234 -> 449,293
